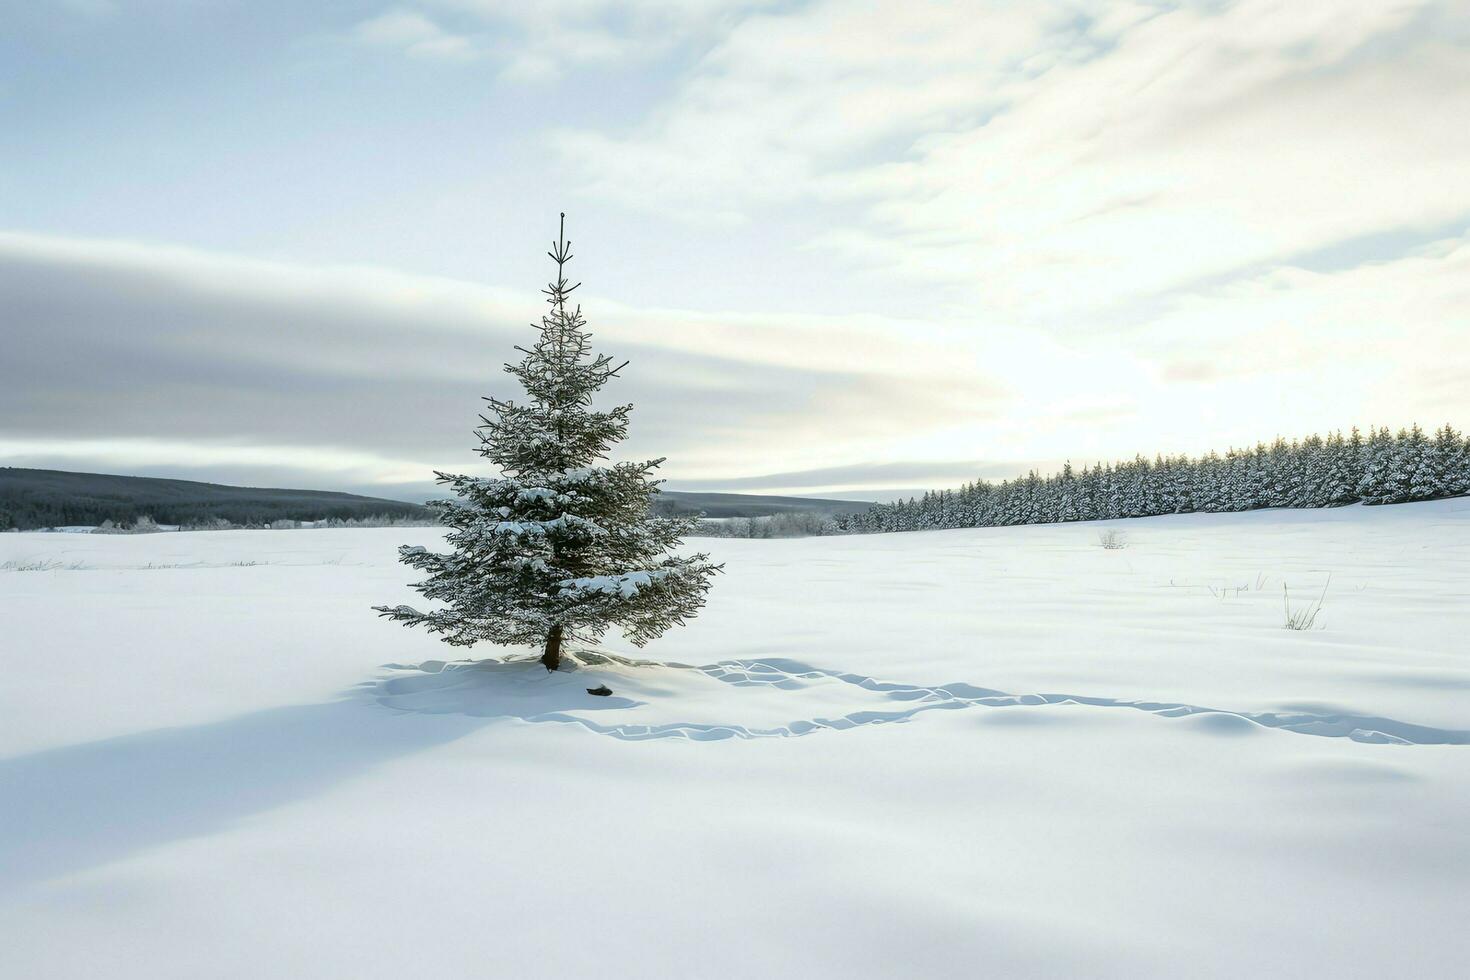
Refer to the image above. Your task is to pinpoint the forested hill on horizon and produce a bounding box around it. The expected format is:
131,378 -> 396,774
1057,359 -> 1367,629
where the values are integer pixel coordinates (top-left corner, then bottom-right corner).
0,468 -> 432,530
0,468 -> 871,531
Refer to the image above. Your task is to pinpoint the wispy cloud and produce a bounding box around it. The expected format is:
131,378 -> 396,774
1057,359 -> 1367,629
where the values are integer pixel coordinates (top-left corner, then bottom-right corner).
553,0 -> 1470,317
352,9 -> 478,62
665,459 -> 1048,496
352,0 -> 774,79
553,0 -> 1078,218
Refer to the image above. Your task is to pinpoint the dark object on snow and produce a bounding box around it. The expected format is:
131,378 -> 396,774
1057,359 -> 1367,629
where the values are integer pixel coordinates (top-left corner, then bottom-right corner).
586,684 -> 613,697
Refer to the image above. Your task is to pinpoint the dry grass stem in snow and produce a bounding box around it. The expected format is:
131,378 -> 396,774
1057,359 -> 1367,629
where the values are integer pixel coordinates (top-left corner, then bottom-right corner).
1284,574 -> 1332,630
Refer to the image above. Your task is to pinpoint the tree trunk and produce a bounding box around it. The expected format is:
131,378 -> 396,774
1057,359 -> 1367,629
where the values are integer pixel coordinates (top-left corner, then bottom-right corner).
540,624 -> 564,672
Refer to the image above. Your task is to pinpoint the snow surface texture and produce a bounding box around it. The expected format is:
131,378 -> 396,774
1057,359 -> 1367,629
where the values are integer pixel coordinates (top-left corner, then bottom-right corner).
2,501 -> 1468,978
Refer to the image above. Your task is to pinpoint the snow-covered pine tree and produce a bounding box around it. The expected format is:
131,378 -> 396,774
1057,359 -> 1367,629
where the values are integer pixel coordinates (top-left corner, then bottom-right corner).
1296,433 -> 1328,508
1432,424 -> 1469,497
1375,426 -> 1417,503
1326,428 -> 1363,504
1356,426 -> 1393,503
374,215 -> 721,671
1410,425 -> 1449,501
1057,462 -> 1079,522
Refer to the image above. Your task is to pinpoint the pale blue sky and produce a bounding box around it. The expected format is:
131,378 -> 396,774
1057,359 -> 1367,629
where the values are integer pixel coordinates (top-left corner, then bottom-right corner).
4,1 -> 1468,499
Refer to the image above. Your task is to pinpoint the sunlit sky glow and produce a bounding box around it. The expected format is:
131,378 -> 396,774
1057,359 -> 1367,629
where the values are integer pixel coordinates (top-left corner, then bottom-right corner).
4,1 -> 1468,501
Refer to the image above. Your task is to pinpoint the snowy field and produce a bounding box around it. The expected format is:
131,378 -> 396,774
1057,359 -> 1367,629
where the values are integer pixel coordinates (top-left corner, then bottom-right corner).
2,501 -> 1468,978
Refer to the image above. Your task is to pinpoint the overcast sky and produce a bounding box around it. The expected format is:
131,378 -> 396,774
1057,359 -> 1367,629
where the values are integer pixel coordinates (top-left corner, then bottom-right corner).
4,0 -> 1468,501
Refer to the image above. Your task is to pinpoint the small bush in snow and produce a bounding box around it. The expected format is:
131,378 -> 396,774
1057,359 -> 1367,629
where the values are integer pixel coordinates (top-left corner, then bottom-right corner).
1097,529 -> 1127,549
92,515 -> 164,534
182,517 -> 236,531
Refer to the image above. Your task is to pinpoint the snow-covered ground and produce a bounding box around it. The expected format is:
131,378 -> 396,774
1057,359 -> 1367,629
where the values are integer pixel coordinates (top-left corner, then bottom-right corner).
2,501 -> 1467,978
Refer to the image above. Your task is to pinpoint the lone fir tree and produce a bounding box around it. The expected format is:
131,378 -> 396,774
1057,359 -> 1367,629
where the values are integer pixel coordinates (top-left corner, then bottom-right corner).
374,216 -> 720,671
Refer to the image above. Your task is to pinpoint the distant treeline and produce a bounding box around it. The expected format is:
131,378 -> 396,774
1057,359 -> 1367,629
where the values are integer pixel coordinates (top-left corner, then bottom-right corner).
0,468 -> 430,531
85,514 -> 435,533
691,511 -> 843,538
840,425 -> 1470,534
651,490 -> 871,519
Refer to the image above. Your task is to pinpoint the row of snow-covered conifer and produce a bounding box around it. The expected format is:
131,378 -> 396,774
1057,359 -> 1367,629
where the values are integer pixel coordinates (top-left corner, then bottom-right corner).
839,424 -> 1470,534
